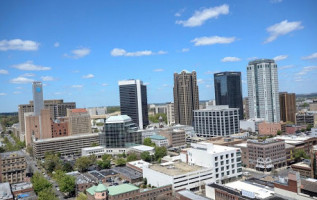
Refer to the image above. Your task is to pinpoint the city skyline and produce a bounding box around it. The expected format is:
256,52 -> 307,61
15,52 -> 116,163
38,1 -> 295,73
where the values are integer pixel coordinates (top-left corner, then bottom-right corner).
1,1 -> 317,112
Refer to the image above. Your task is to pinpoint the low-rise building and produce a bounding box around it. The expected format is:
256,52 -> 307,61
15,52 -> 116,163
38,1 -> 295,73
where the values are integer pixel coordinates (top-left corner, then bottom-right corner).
296,111 -> 317,126
0,182 -> 13,200
149,134 -> 168,147
285,125 -> 307,134
176,190 -> 210,200
66,171 -> 96,195
112,166 -> 143,183
159,129 -> 186,147
0,151 -> 27,184
129,145 -> 155,155
291,160 -> 313,178
87,170 -> 118,183
240,118 -> 264,132
207,137 -> 245,147
258,121 -> 286,136
126,160 -> 151,173
10,182 -> 33,196
229,132 -> 249,139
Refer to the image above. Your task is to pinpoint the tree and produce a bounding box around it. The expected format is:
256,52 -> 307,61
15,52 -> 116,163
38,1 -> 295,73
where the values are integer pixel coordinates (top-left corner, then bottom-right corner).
276,130 -> 282,135
91,142 -> 98,147
62,162 -> 73,172
101,154 -> 112,161
294,149 -> 310,162
0,147 -> 5,153
115,158 -> 126,166
154,146 -> 167,161
59,175 -> 75,194
307,124 -> 313,131
75,156 -> 92,172
38,188 -> 58,200
141,151 -> 152,162
44,153 -> 62,173
127,153 -> 138,162
31,172 -> 52,194
97,159 -> 111,169
143,138 -> 155,147
77,192 -> 88,200
149,113 -> 167,123
26,145 -> 33,157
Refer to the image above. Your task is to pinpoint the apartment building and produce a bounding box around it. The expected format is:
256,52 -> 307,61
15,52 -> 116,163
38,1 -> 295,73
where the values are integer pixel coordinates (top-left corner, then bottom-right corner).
67,108 -> 91,135
0,151 -> 27,184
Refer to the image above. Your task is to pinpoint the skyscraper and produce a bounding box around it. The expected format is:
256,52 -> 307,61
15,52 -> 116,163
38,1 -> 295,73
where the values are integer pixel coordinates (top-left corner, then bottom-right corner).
173,70 -> 199,125
279,92 -> 296,123
247,59 -> 280,122
32,82 -> 44,116
118,79 -> 149,129
214,72 -> 244,119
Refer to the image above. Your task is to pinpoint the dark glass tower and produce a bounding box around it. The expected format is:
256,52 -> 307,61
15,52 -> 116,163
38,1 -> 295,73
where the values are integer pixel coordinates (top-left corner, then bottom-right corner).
214,72 -> 244,119
118,80 -> 149,129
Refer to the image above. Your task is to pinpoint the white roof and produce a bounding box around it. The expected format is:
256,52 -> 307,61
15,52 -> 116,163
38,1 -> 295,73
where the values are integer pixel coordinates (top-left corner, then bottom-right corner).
130,145 -> 154,151
118,79 -> 143,85
106,115 -> 131,123
225,181 -> 274,199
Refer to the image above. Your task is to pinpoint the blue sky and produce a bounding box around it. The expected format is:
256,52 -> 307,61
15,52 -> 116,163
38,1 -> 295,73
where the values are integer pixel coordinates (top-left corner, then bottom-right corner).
0,0 -> 316,112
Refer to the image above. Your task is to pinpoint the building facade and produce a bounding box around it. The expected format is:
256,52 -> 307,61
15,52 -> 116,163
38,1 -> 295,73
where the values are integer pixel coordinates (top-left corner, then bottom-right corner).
258,121 -> 286,136
166,102 -> 175,125
193,106 -> 240,137
214,72 -> 244,119
100,115 -> 141,148
0,151 -> 27,184
32,81 -> 44,116
67,108 -> 91,135
119,79 -> 149,129
247,59 -> 280,122
159,129 -> 186,147
296,112 -> 317,126
243,97 -> 249,119
173,70 -> 199,126
279,92 -> 296,123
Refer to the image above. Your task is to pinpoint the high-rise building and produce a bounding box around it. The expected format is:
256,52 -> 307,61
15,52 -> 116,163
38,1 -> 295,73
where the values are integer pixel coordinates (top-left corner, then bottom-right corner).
99,115 -> 141,148
32,82 -> 44,116
243,97 -> 249,119
214,72 -> 244,119
166,102 -> 175,125
118,80 -> 149,129
67,108 -> 91,135
279,92 -> 296,123
247,59 -> 280,122
173,70 -> 199,126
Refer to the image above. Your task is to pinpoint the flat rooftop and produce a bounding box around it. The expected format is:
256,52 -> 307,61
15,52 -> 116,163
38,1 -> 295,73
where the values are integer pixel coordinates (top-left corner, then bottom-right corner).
149,162 -> 204,176
112,167 -> 143,180
88,170 -> 117,181
67,171 -> 96,184
34,133 -> 98,143
11,182 -> 33,192
0,150 -> 25,159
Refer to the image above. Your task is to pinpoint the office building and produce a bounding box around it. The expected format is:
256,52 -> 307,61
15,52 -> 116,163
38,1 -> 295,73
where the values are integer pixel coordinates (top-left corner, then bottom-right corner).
296,111 -> 317,126
119,79 -> 149,129
149,135 -> 168,147
247,59 -> 280,122
258,121 -> 286,136
33,133 -> 99,159
18,99 -> 75,135
279,92 -> 296,123
193,106 -> 240,137
99,115 -> 141,148
67,108 -> 91,135
214,72 -> 244,119
166,102 -> 175,125
173,70 -> 199,126
243,97 -> 249,119
32,81 -> 44,116
0,151 -> 27,184
181,142 -> 242,183
159,129 -> 186,147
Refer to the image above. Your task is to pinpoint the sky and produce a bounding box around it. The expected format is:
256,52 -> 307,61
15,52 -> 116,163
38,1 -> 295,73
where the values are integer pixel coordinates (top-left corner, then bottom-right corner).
0,0 -> 317,112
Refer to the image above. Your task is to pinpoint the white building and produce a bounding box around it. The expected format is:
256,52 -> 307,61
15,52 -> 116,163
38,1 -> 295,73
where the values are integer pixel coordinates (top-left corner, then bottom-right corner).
193,106 -> 240,137
143,161 -> 213,191
129,145 -> 155,155
181,142 -> 242,183
149,134 -> 168,147
166,103 -> 175,125
230,132 -> 249,139
240,118 -> 264,132
247,59 -> 280,122
81,146 -> 127,157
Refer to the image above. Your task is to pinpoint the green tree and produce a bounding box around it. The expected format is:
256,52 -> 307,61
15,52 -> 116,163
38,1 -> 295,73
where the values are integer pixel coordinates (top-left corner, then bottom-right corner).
294,149 -> 310,162
97,159 -> 111,169
140,151 -> 152,162
31,172 -> 52,194
127,153 -> 138,162
38,188 -> 58,200
59,175 -> 75,194
26,145 -> 33,156
101,154 -> 112,161
75,156 -> 95,172
148,113 -> 167,123
77,192 -> 88,200
143,138 -> 155,147
307,124 -> 313,131
154,146 -> 167,161
91,142 -> 98,147
62,162 -> 73,172
44,153 -> 62,173
277,130 -> 282,135
115,158 -> 126,166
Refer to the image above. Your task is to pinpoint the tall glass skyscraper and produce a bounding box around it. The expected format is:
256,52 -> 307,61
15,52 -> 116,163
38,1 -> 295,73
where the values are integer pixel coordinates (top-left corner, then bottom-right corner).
32,81 -> 44,116
247,59 -> 280,122
214,72 -> 244,119
118,79 -> 149,129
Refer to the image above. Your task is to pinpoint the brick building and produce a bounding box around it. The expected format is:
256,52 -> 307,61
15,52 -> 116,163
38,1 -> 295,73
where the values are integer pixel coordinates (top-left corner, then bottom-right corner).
0,151 -> 27,184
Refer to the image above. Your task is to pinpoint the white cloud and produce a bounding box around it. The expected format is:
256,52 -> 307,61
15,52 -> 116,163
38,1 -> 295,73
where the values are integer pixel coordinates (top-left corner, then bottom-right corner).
221,57 -> 241,62
181,48 -> 190,52
11,61 -> 51,71
82,74 -> 95,79
101,83 -> 109,86
0,39 -> 39,51
10,76 -> 34,84
0,93 -> 7,96
265,20 -> 303,43
65,47 -> 91,59
54,42 -> 60,47
296,66 -> 317,76
175,8 -> 185,17
247,57 -> 258,61
41,76 -> 55,81
71,85 -> 83,88
143,82 -> 150,86
279,65 -> 294,70
154,69 -> 164,72
0,69 -> 9,74
176,4 -> 229,27
191,36 -> 236,46
197,79 -> 204,84
110,48 -> 167,57
302,52 -> 317,60
22,73 -> 35,77
273,55 -> 288,61
13,91 -> 21,94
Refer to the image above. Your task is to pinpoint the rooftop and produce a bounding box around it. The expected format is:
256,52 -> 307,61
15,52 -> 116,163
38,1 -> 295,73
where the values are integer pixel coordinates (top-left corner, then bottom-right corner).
70,108 -> 87,113
66,171 -> 96,184
11,182 -> 32,192
0,150 -> 25,159
248,59 -> 275,65
88,170 -> 117,181
148,161 -> 204,176
177,190 -> 210,200
106,115 -> 131,123
112,166 -> 143,180
149,134 -> 167,140
194,105 -> 239,112
34,133 -> 98,143
130,145 -> 154,151
118,79 -> 143,86
108,184 -> 139,196
191,142 -> 239,153
0,182 -> 13,200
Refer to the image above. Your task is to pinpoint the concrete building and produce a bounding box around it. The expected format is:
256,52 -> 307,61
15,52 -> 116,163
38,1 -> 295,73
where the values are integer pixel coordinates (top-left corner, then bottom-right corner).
181,142 -> 242,183
166,102 -> 175,125
126,160 -> 151,173
173,70 -> 199,126
280,92 -> 296,123
247,139 -> 286,171
285,125 -> 307,134
100,115 -> 141,148
66,171 -> 96,195
0,151 -> 27,184
129,145 -> 155,155
296,111 -> 317,126
32,81 -> 44,116
119,79 -> 149,129
258,121 -> 286,136
214,72 -> 244,119
159,129 -> 186,147
247,59 -> 280,122
207,137 -> 246,147
176,190 -> 210,200
33,133 -> 99,159
240,118 -> 264,132
86,107 -> 107,116
67,108 -> 91,135
243,97 -> 249,119
143,161 -> 213,191
0,182 -> 13,200
149,134 -> 168,147
193,106 -> 240,137
18,99 -> 75,135
310,103 -> 317,111
291,160 -> 313,178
